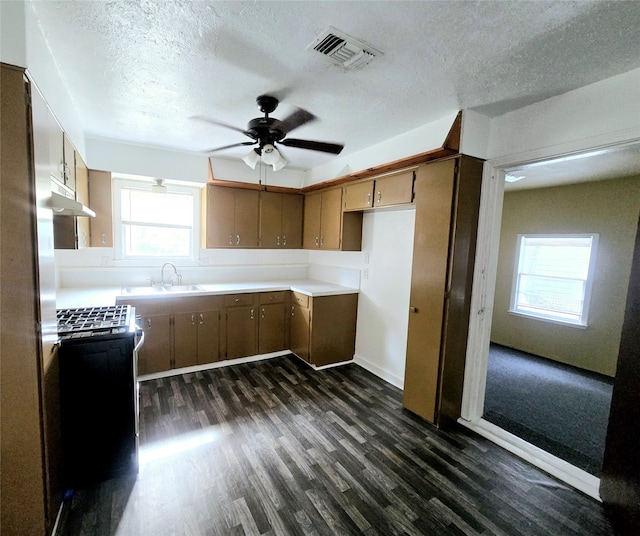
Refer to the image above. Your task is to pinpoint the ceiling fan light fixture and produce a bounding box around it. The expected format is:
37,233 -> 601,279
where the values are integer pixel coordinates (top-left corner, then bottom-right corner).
261,144 -> 287,170
242,148 -> 261,169
272,153 -> 287,171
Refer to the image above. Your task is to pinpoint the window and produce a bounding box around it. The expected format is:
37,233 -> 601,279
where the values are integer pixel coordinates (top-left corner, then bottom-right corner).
510,234 -> 598,326
113,178 -> 200,260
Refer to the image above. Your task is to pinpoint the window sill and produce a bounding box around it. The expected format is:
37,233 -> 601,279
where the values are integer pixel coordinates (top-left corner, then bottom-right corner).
507,310 -> 588,329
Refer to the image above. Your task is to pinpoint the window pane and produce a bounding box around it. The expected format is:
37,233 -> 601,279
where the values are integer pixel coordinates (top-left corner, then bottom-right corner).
121,189 -> 193,226
123,224 -> 192,257
512,234 -> 597,325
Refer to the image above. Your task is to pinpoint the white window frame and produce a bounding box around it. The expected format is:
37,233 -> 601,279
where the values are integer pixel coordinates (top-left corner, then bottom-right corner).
508,233 -> 599,327
113,177 -> 201,263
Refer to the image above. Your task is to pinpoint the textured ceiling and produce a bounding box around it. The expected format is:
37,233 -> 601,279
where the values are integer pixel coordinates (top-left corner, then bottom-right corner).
28,0 -> 640,171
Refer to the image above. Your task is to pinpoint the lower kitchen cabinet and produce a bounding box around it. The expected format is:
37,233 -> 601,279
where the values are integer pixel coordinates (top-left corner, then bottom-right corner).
138,314 -> 172,375
224,293 -> 258,359
259,301 -> 286,354
174,310 -> 220,369
289,292 -> 358,366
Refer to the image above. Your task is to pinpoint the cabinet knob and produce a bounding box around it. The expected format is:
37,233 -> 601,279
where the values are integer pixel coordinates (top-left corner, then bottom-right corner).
409,306 -> 418,313
261,308 -> 265,319
283,236 -> 287,246
250,308 -> 255,320
291,306 -> 295,316
377,191 -> 382,204
236,234 -> 240,245
277,235 -> 280,246
191,314 -> 196,325
199,313 -> 204,325
147,318 -> 152,328
315,236 -> 319,247
367,192 -> 371,205
228,234 -> 233,245
235,297 -> 240,302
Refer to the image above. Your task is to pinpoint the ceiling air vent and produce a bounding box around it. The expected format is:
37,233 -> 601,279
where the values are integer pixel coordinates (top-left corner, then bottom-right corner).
308,26 -> 382,71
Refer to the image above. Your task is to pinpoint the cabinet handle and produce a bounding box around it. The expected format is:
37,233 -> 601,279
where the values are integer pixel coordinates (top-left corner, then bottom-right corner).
283,236 -> 287,246
191,314 -> 196,325
236,234 -> 240,245
228,234 -> 233,245
291,306 -> 295,316
147,318 -> 152,328
277,235 -> 280,246
377,191 -> 382,204
409,306 -> 418,313
315,236 -> 319,247
235,297 -> 240,302
320,236 -> 324,247
367,191 -> 371,206
250,308 -> 254,320
101,232 -> 107,245
199,313 -> 204,325
261,307 -> 265,319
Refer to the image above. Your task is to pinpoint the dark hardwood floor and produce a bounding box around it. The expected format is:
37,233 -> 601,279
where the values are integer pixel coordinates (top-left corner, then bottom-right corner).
61,355 -> 614,535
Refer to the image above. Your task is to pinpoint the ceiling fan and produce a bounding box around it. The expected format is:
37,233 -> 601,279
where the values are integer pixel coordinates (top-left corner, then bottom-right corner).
196,95 -> 344,171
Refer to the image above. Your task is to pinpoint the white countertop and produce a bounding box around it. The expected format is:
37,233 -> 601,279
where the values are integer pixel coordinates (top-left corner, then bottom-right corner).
56,279 -> 359,309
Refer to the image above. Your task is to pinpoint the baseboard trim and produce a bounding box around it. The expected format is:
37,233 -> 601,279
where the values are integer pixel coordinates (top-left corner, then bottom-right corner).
138,351 -> 291,381
353,353 -> 404,389
458,417 -> 601,501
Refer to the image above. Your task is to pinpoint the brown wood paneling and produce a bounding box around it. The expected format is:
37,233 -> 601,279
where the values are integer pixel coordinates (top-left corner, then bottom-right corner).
403,159 -> 457,424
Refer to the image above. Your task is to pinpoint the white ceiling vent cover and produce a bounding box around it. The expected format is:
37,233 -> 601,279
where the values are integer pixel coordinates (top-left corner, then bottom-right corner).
308,27 -> 382,71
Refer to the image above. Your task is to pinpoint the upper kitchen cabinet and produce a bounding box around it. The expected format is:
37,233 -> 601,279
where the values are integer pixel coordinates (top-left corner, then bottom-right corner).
259,191 -> 303,248
53,150 -> 90,249
303,188 -> 362,251
48,109 -> 75,193
88,170 -> 113,247
403,156 -> 483,428
372,169 -> 415,208
343,169 -> 415,212
203,184 -> 259,248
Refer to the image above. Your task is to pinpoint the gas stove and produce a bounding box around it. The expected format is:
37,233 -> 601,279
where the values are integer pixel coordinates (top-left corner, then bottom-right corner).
57,305 -> 136,341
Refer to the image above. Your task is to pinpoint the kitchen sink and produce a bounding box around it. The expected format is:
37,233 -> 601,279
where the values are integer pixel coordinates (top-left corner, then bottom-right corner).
121,284 -> 205,295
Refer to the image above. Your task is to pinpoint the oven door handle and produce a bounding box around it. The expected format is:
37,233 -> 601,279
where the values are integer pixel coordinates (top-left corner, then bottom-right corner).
134,330 -> 145,353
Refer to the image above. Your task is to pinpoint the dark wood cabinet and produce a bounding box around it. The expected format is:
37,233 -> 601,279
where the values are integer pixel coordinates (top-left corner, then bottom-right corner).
259,191 -> 303,248
204,185 -> 259,248
226,304 -> 258,359
403,156 -> 483,427
303,188 -> 362,250
138,314 -> 172,375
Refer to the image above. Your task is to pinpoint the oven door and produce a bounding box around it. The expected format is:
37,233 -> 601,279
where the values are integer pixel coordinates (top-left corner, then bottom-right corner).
133,322 -> 145,461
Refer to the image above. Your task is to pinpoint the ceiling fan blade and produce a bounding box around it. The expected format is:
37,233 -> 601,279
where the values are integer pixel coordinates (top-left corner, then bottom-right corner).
279,138 -> 344,154
190,115 -> 248,136
205,141 -> 257,153
272,108 -> 316,135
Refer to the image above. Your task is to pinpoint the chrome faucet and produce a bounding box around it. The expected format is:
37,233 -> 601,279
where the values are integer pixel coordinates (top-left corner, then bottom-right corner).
160,262 -> 182,287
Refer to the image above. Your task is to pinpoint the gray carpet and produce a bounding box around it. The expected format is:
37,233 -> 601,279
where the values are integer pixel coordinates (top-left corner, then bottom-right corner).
483,343 -> 614,476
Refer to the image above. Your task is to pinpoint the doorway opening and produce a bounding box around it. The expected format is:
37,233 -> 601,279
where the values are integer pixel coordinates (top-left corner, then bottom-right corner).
460,140 -> 640,500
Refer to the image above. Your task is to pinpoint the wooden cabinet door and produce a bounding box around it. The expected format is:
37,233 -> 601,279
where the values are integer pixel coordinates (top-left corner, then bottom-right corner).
89,169 -> 113,247
226,306 -> 257,359
403,159 -> 456,424
309,294 -> 358,366
63,134 -> 76,191
259,191 -> 282,248
289,303 -> 310,362
320,188 -> 342,250
344,180 -> 374,210
206,185 -> 235,248
375,170 -> 414,207
197,310 -> 220,365
138,314 -> 172,375
303,192 -> 322,249
259,303 -> 286,354
75,153 -> 90,248
234,188 -> 259,248
174,312 -> 198,369
282,193 -> 303,248
48,109 -> 64,184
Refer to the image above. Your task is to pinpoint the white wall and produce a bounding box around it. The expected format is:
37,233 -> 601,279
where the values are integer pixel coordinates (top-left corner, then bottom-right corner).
309,208 -> 416,388
1,0 -> 26,67
487,67 -> 640,160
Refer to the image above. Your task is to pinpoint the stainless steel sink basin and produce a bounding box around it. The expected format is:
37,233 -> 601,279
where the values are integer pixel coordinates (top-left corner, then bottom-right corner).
121,284 -> 204,295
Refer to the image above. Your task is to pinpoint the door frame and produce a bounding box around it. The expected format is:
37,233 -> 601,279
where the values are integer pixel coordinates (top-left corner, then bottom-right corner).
458,132 -> 640,501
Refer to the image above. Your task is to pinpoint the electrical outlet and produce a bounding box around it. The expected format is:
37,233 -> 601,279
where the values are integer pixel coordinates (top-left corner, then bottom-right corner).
363,268 -> 369,280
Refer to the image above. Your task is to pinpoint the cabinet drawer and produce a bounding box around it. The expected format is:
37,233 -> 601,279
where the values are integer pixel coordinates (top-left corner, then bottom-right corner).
260,291 -> 285,304
291,292 -> 309,308
224,293 -> 255,307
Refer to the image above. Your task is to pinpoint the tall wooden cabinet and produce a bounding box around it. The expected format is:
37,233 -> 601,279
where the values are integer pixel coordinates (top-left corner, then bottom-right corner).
1,64 -> 62,536
88,169 -> 113,247
403,156 -> 483,427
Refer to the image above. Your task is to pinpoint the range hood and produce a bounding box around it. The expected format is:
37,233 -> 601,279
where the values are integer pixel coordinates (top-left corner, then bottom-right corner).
50,191 -> 96,217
